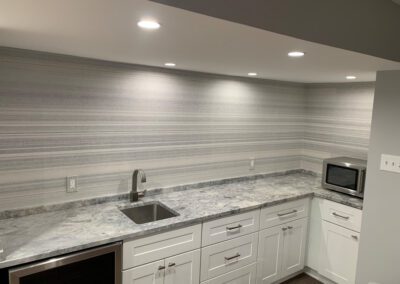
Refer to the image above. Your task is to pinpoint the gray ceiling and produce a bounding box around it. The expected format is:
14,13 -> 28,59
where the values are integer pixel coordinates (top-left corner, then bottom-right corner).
152,0 -> 400,62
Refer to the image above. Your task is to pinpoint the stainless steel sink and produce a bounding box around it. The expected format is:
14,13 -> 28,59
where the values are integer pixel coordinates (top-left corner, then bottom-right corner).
120,202 -> 179,224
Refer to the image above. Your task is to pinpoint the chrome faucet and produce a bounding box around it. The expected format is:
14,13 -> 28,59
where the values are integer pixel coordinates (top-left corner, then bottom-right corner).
131,169 -> 146,202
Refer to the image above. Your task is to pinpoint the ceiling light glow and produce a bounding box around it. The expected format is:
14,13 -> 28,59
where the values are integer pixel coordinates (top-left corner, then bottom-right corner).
346,75 -> 357,80
164,62 -> 176,67
137,20 -> 160,30
248,72 -> 258,76
288,51 -> 305,57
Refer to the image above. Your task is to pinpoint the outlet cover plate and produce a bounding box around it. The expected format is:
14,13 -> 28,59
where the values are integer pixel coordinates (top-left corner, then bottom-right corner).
66,176 -> 78,193
380,154 -> 400,173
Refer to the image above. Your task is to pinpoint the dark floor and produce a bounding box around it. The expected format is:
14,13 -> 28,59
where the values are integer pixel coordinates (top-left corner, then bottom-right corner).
281,273 -> 322,284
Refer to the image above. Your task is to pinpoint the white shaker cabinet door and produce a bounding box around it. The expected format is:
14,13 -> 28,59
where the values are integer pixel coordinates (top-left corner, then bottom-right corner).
256,225 -> 284,284
280,218 -> 308,279
123,259 -> 165,284
164,249 -> 200,284
320,221 -> 360,284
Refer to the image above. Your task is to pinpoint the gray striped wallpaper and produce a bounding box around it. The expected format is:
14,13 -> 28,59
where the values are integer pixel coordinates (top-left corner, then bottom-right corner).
302,83 -> 375,172
0,47 -> 374,210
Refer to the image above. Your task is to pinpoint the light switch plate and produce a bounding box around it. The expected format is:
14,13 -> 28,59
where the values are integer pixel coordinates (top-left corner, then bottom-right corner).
66,176 -> 78,193
380,154 -> 400,173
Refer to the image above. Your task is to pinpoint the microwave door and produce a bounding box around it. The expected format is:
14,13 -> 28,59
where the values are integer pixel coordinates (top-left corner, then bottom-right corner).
326,165 -> 359,190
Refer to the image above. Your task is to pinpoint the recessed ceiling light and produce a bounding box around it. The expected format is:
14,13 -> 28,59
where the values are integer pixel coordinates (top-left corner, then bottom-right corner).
164,62 -> 176,67
288,51 -> 305,58
137,20 -> 160,30
346,75 -> 357,80
248,72 -> 258,76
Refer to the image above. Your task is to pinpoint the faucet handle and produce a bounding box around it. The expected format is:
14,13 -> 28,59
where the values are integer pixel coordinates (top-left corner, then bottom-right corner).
138,190 -> 146,198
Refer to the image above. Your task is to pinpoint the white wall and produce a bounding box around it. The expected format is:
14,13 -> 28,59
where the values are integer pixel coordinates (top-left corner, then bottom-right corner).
356,70 -> 400,284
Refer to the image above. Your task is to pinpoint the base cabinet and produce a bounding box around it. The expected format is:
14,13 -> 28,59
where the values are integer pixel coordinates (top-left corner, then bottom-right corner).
257,218 -> 308,284
201,263 -> 257,284
164,250 -> 201,284
281,218 -> 308,278
256,225 -> 283,284
308,198 -> 362,284
123,260 -> 165,284
123,250 -> 200,284
319,221 -> 359,284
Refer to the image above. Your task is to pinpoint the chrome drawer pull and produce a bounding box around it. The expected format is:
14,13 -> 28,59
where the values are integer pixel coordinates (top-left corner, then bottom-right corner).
225,253 -> 241,261
332,212 -> 350,220
226,224 -> 242,231
158,265 -> 166,270
168,262 -> 176,267
277,210 -> 297,217
282,227 -> 288,231
288,226 -> 293,229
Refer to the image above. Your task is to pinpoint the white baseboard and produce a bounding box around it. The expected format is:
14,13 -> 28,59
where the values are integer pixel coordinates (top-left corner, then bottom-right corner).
304,267 -> 336,284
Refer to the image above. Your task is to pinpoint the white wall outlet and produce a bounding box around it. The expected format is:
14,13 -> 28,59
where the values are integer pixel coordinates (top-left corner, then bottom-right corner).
380,154 -> 400,173
66,176 -> 78,193
249,158 -> 255,170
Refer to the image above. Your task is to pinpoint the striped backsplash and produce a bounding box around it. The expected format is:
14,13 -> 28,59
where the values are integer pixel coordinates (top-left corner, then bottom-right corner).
0,47 -> 374,210
302,83 -> 374,172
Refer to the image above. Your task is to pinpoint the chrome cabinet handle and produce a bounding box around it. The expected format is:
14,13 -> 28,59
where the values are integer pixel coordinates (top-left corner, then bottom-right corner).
158,265 -> 166,270
226,224 -> 242,231
168,262 -> 176,267
225,253 -> 241,261
277,210 -> 297,217
282,227 -> 288,231
332,212 -> 350,220
287,226 -> 293,229
351,235 -> 358,240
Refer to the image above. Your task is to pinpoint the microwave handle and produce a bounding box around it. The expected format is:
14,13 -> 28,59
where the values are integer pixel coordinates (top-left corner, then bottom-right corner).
359,169 -> 366,193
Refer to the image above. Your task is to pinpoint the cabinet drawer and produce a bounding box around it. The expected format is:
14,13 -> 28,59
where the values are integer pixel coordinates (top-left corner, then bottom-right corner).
202,210 -> 260,246
260,198 -> 309,229
123,224 -> 202,269
322,200 -> 362,232
200,233 -> 258,281
201,263 -> 257,284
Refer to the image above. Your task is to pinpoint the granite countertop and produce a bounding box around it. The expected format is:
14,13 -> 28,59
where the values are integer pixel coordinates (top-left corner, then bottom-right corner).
0,172 -> 363,269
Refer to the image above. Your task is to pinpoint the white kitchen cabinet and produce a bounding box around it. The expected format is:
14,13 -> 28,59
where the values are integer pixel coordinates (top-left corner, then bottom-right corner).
202,263 -> 257,284
123,250 -> 200,284
257,218 -> 308,284
319,221 -> 360,284
202,210 -> 260,246
256,225 -> 283,284
123,224 -> 201,269
201,233 -> 258,281
260,198 -> 309,230
123,259 -> 165,284
164,249 -> 200,284
280,218 -> 308,278
321,199 -> 362,232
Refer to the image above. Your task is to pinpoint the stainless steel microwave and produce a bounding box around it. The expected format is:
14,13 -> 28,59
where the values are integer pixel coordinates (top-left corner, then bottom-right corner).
322,157 -> 367,198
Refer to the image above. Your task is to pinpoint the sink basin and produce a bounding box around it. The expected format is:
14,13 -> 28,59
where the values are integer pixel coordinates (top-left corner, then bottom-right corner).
121,202 -> 179,224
